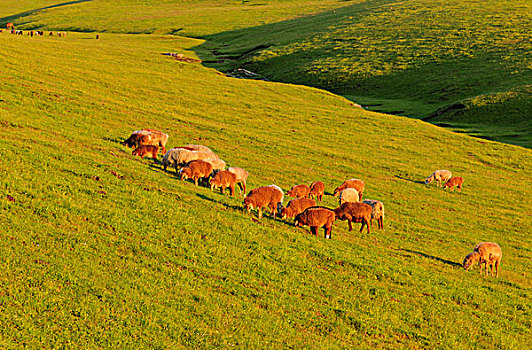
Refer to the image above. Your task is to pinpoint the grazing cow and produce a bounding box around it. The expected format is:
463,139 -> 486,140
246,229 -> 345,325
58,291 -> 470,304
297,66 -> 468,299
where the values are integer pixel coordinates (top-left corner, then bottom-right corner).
295,207 -> 336,239
6,23 -> 14,30
243,185 -> 284,219
309,181 -> 325,202
132,145 -> 159,160
333,202 -> 372,233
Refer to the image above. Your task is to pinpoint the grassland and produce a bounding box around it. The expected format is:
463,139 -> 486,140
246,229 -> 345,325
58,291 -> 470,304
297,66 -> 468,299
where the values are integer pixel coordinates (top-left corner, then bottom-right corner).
1,30 -> 531,348
4,0 -> 530,150
0,0 -> 348,36
4,0 -> 530,146
196,0 -> 532,147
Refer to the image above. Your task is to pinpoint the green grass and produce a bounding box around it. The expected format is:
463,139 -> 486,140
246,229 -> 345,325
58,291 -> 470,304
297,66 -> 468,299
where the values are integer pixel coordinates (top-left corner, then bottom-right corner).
0,0 -> 347,36
4,0 -> 530,146
1,31 -> 531,348
195,0 -> 532,147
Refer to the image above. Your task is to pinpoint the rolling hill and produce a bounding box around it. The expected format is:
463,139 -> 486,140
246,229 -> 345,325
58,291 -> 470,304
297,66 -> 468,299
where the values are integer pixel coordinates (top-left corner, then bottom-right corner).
3,0 -> 530,146
197,0 -> 532,147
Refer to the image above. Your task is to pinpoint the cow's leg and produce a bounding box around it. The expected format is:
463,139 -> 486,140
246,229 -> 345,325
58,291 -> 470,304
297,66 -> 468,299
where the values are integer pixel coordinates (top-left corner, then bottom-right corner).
324,225 -> 332,239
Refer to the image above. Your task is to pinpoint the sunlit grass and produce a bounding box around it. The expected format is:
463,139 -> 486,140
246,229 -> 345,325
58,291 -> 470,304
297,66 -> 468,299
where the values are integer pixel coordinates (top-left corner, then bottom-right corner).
0,32 -> 530,348
198,0 -> 532,147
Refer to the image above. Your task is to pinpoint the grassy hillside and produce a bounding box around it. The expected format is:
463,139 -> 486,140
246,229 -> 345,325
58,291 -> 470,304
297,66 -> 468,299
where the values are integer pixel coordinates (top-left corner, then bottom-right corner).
4,0 -> 530,147
196,0 -> 531,147
0,0 -> 347,36
1,32 -> 531,348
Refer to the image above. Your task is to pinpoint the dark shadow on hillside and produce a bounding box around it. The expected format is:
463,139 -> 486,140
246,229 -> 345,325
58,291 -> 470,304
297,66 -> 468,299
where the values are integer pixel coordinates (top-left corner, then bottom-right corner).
103,137 -> 125,145
196,193 -> 243,212
401,249 -> 462,268
0,0 -> 92,27
148,163 -> 168,174
395,175 -> 424,185
191,0 -> 530,148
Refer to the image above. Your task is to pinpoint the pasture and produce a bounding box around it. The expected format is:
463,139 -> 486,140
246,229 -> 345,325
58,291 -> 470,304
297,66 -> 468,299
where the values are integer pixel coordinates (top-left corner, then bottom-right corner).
4,0 -> 530,146
198,0 -> 532,147
1,31 -> 530,348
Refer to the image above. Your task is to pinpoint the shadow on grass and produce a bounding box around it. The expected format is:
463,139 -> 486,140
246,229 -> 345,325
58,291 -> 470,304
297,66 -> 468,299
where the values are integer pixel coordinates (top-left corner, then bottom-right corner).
195,193 -> 299,229
196,193 -> 243,212
395,175 -> 425,185
104,137 -> 125,145
401,249 -> 462,268
148,164 -> 170,176
0,0 -> 92,27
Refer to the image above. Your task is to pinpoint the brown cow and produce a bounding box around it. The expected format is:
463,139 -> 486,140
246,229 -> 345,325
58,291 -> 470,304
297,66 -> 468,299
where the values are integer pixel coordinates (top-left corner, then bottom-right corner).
295,207 -> 336,239
209,170 -> 237,196
180,160 -> 213,186
333,202 -> 372,233
132,145 -> 159,160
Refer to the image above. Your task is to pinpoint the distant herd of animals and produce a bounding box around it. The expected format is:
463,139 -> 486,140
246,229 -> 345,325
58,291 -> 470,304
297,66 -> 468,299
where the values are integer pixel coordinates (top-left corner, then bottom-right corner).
122,129 -> 501,278
1,23 -> 67,37
1,23 -> 99,38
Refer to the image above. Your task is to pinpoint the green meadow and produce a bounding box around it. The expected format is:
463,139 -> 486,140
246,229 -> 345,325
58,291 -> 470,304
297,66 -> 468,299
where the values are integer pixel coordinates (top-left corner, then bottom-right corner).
1,1 -> 531,349
197,0 -> 532,147
3,0 -> 530,146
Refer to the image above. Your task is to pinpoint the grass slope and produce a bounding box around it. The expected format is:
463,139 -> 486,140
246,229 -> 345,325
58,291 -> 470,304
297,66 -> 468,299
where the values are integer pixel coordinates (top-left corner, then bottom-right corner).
0,0 -> 346,36
1,32 -> 531,348
196,0 -> 532,147
4,0 -> 529,147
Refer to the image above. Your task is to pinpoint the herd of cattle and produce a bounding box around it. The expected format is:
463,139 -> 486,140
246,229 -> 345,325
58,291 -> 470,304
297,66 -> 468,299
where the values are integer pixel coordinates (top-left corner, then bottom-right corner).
122,128 -> 502,277
1,25 -> 67,37
2,22 -> 501,277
